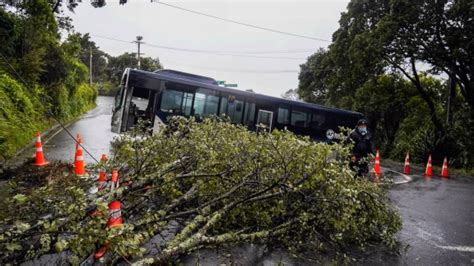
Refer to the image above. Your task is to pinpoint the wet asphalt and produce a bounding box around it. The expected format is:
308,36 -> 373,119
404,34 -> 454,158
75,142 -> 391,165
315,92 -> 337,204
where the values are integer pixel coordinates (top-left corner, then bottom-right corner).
39,96 -> 117,164
20,97 -> 474,265
385,173 -> 474,265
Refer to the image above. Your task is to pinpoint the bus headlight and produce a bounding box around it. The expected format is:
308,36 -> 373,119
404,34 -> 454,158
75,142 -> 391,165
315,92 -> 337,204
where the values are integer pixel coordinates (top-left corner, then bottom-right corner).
326,129 -> 335,140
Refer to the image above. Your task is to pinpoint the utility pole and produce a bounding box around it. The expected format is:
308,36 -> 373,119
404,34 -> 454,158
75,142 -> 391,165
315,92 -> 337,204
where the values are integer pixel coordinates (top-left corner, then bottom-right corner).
89,47 -> 93,85
134,36 -> 144,69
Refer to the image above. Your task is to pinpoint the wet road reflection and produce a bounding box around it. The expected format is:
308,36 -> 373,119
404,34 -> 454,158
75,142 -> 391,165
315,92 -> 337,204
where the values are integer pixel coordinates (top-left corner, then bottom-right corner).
42,96 -> 117,164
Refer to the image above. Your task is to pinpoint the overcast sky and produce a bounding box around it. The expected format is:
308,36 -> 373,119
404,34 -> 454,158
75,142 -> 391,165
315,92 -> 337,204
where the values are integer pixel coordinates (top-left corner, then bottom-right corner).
66,0 -> 350,97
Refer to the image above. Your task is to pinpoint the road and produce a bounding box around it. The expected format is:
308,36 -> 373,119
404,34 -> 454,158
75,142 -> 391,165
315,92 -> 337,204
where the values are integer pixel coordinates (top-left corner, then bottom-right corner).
386,172 -> 474,265
22,96 -> 474,265
16,96 -> 117,165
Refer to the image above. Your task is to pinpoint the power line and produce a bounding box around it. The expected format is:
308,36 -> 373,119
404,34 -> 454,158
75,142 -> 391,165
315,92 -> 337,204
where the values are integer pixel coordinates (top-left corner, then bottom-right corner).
90,34 -> 131,44
79,34 -> 339,74
88,34 -> 312,54
152,1 -> 332,43
89,34 -> 312,54
90,34 -> 308,60
216,49 -> 313,55
164,59 -> 339,74
164,59 -> 299,73
144,43 -> 306,60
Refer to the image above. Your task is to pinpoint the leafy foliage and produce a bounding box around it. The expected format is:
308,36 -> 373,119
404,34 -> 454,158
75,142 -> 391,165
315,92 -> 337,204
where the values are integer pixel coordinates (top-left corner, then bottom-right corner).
105,52 -> 163,84
0,1 -> 96,160
67,32 -> 163,96
298,0 -> 474,167
0,73 -> 49,159
0,118 -> 401,264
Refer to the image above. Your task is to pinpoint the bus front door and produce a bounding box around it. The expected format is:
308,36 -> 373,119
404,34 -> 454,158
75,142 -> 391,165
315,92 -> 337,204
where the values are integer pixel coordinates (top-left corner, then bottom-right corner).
256,110 -> 273,132
121,87 -> 157,132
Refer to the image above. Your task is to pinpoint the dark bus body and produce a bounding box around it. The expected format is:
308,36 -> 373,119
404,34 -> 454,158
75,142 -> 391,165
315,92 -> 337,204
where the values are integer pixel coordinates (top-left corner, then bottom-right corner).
111,68 -> 364,141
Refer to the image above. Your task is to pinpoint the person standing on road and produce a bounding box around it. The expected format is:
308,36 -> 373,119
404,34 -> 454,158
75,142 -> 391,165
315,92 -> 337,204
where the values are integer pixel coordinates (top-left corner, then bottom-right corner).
346,119 -> 374,177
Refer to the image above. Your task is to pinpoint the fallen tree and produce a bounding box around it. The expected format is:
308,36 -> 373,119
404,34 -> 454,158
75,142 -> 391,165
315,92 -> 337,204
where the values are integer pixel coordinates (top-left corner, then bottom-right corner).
0,117 -> 401,264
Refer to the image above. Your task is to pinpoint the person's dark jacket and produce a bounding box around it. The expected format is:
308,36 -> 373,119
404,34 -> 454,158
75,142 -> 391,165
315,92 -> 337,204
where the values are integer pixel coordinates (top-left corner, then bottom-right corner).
347,129 -> 373,158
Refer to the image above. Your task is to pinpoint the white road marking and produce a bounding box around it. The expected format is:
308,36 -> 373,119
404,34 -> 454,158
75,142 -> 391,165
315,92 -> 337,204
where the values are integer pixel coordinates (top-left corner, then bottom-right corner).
412,220 -> 473,253
435,245 -> 474,252
381,167 -> 412,184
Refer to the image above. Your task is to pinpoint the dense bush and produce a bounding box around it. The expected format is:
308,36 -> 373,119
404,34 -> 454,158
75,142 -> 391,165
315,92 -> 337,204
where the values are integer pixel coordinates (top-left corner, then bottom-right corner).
0,72 -> 96,160
0,1 -> 97,160
0,73 -> 49,159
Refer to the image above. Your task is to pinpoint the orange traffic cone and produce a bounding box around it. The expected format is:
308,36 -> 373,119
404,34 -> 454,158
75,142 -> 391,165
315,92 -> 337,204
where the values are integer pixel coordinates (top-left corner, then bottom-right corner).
98,154 -> 107,191
34,132 -> 49,167
107,200 -> 122,228
441,156 -> 449,178
373,149 -> 381,176
74,142 -> 86,176
75,133 -> 81,150
403,152 -> 410,175
73,134 -> 81,164
94,244 -> 109,261
424,154 -> 433,177
98,171 -> 107,191
110,169 -> 119,191
100,153 -> 107,162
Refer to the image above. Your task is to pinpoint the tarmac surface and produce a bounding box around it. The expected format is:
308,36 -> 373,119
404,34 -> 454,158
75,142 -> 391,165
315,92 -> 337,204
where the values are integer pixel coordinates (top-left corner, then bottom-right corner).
386,172 -> 474,265
14,96 -> 118,165
16,97 -> 474,265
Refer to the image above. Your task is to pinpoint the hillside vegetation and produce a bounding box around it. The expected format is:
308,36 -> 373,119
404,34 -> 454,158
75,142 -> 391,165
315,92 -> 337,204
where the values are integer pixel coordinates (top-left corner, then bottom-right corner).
0,1 -> 97,160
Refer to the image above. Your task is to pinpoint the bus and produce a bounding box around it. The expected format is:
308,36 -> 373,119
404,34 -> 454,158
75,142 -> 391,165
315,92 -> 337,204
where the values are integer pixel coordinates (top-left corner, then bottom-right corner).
111,68 -> 364,141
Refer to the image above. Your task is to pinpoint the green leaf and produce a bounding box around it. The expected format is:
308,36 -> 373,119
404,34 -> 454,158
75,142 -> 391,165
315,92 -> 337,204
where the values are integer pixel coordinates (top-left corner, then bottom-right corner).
55,239 -> 68,253
5,242 -> 22,252
15,221 -> 31,233
13,194 -> 28,204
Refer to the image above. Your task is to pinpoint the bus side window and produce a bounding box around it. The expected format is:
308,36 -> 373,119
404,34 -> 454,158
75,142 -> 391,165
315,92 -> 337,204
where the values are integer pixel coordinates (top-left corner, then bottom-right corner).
312,113 -> 326,129
219,96 -> 228,116
160,89 -> 184,114
277,108 -> 290,125
183,92 -> 193,116
244,102 -> 255,126
291,110 -> 309,127
193,89 -> 219,117
227,99 -> 243,124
